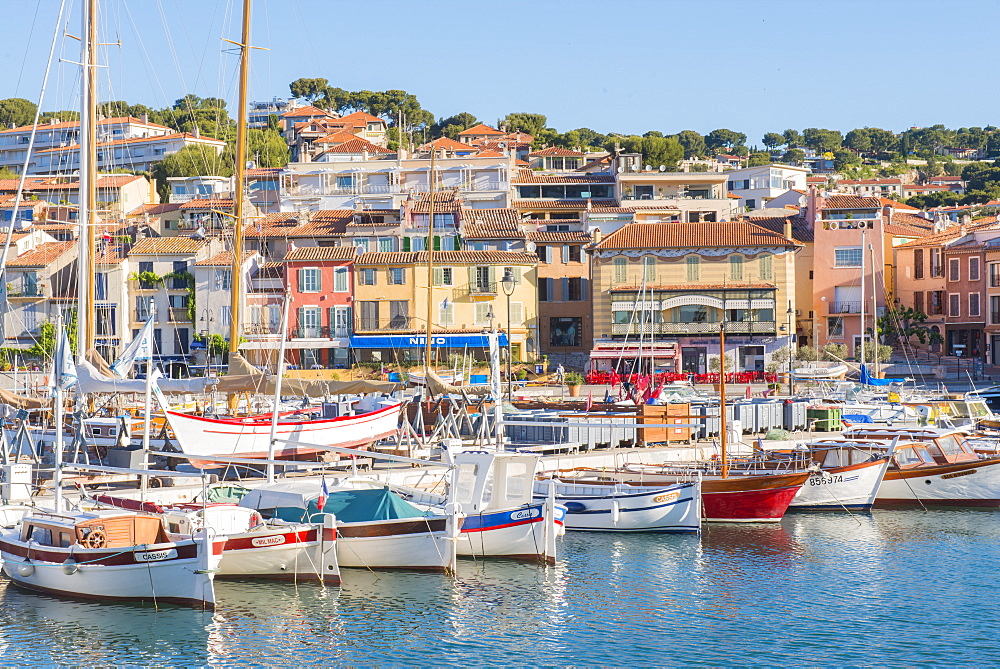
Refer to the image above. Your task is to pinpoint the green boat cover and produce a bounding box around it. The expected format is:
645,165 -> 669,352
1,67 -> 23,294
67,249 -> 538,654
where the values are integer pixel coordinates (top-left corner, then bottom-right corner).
205,484 -> 252,504
269,487 -> 432,524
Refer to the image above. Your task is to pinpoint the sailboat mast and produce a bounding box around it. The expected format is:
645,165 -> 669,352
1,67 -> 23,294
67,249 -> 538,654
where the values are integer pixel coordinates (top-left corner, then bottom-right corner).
228,0 -> 252,355
859,229 -> 866,367
423,149 -> 437,373
719,321 -> 728,479
77,0 -> 98,359
869,240 -> 878,378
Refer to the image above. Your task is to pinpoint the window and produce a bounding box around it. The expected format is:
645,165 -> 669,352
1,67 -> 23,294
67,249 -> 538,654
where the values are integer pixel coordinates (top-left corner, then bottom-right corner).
643,257 -> 656,283
94,272 -> 108,300
539,277 -> 552,302
914,249 -> 924,279
359,301 -> 379,330
510,302 -> 524,326
135,296 -> 149,321
433,267 -> 453,286
686,256 -> 699,282
677,305 -> 709,322
299,268 -> 320,292
729,255 -> 744,281
834,247 -> 863,267
758,254 -> 772,281
334,267 -> 348,292
138,261 -> 154,289
914,291 -> 924,314
949,293 -> 960,317
550,317 -> 582,347
827,316 -> 844,338
930,291 -> 944,315
299,306 -> 321,336
992,296 -> 1000,324
949,258 -> 960,282
354,239 -> 370,253
22,304 -> 36,332
215,269 -> 232,291
388,301 -> 409,329
614,257 -> 627,284
475,302 -> 492,326
332,306 -> 351,337
221,306 -> 232,327
970,293 -> 981,317
564,245 -> 582,263
378,237 -> 394,252
930,249 -> 943,277
439,300 -> 454,325
360,268 -> 377,286
566,277 -> 584,301
388,268 -> 405,285
336,175 -> 354,189
970,257 -> 981,282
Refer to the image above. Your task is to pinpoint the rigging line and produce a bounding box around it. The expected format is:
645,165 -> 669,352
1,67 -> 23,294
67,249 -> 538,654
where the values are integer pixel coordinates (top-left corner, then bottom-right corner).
0,0 -> 70,290
15,0 -> 44,98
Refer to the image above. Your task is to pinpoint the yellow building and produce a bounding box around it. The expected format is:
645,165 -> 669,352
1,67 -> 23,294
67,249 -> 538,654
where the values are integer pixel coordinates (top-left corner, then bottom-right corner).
590,222 -> 799,375
352,250 -> 537,364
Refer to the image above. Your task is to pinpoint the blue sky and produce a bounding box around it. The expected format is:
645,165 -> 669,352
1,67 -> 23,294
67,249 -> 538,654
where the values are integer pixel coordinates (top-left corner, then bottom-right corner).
2,0 -> 997,145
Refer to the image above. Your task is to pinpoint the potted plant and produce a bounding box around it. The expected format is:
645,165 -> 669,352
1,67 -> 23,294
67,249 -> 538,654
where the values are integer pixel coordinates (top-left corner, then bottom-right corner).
564,371 -> 584,397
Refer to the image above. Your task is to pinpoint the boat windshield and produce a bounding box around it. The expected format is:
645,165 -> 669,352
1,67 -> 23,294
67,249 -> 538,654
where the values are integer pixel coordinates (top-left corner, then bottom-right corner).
936,434 -> 964,457
894,446 -> 935,468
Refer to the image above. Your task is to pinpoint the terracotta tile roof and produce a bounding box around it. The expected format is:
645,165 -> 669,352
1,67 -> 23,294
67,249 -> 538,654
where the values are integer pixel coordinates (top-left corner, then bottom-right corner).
245,168 -> 281,177
476,140 -> 531,153
527,231 -> 592,243
903,184 -> 952,191
595,222 -> 797,251
256,261 -> 284,279
409,190 -> 461,214
318,137 -> 392,154
179,198 -> 234,210
0,116 -> 172,134
588,206 -> 633,214
880,197 -> 918,211
280,105 -> 330,118
474,150 -> 506,158
822,195 -> 883,209
128,237 -> 206,254
6,240 -> 76,267
458,123 -> 503,136
462,209 -> 524,239
22,174 -> 144,190
95,242 -> 129,265
512,169 -> 615,184
337,111 -> 384,125
195,250 -> 259,266
419,136 -> 475,152
930,175 -> 963,181
248,210 -> 356,238
357,250 -> 536,266
512,199 -> 618,209
897,222 -> 993,248
284,246 -> 357,262
127,202 -> 182,216
806,176 -> 827,184
516,159 -> 530,166
883,212 -> 936,237
742,214 -> 814,243
839,178 -> 902,185
314,130 -> 361,145
528,147 -> 585,158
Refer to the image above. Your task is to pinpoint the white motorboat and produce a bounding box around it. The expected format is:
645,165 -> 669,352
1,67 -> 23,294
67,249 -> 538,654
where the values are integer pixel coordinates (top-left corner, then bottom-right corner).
236,481 -> 460,573
90,494 -> 340,584
163,402 -> 401,459
0,508 -> 224,608
791,363 -> 849,380
531,479 -> 700,533
402,451 -> 566,562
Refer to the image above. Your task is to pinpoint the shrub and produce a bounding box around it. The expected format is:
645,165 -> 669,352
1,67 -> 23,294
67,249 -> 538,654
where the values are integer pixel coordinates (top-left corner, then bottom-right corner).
564,371 -> 584,385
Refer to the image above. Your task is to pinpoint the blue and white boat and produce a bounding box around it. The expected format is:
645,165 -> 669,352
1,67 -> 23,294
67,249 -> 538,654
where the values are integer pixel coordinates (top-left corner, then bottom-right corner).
531,479 -> 701,533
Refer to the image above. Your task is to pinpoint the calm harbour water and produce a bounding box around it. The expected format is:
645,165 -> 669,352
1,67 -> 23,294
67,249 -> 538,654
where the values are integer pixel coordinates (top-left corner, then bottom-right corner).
0,510 -> 997,666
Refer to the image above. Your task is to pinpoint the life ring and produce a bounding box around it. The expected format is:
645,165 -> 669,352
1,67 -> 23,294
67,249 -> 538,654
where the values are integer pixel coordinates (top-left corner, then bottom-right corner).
83,529 -> 106,549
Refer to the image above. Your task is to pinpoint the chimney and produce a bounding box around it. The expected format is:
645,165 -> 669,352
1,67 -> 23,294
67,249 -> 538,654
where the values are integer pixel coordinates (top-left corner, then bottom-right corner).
961,213 -> 972,227
141,112 -> 148,124
784,218 -> 793,241
192,125 -> 200,139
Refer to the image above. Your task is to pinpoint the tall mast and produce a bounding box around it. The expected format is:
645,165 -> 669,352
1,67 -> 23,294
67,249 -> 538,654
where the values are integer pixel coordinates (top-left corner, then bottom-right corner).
77,0 -> 98,359
859,229 -> 866,367
228,0 -> 251,356
423,149 -> 437,374
719,321 -> 728,479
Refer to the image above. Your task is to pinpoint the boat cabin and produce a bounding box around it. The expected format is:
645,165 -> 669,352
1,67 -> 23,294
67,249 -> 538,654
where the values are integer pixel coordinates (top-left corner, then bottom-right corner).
802,441 -> 888,469
20,510 -> 169,549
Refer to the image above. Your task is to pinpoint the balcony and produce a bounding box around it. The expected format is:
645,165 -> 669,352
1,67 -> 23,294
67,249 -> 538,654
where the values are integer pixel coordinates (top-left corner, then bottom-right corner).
829,301 -> 861,314
462,181 -> 508,192
621,192 -> 719,201
611,321 -> 776,336
468,282 -> 497,296
169,308 -> 191,322
244,323 -> 281,336
291,326 -> 330,339
6,284 -> 43,299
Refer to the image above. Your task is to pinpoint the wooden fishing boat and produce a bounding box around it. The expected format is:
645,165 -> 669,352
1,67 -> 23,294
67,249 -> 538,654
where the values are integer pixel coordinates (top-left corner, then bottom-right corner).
90,494 -> 340,584
531,479 -> 700,533
163,402 -> 401,459
0,508 -> 223,608
235,481 -> 460,573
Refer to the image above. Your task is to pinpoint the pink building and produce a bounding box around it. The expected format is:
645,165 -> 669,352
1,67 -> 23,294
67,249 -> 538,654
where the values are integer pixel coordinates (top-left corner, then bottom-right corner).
283,246 -> 356,368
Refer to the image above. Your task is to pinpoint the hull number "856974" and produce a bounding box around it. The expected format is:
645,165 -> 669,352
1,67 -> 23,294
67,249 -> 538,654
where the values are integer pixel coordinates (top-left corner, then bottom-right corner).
808,475 -> 844,486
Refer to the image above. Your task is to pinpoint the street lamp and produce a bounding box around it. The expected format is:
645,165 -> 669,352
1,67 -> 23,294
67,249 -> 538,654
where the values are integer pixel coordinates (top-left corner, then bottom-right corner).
786,301 -> 795,395
501,269 -> 516,399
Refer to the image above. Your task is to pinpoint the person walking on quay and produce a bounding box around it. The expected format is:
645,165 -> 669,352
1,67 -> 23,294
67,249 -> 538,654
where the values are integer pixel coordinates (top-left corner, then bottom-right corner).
555,363 -> 565,384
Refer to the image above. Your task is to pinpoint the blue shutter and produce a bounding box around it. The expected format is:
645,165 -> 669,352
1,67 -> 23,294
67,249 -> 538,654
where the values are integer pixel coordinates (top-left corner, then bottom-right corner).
561,278 -> 568,302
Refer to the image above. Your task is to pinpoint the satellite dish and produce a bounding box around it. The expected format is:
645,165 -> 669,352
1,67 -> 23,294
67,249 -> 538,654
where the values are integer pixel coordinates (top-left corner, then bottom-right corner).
645,165 -> 652,172
659,165 -> 666,172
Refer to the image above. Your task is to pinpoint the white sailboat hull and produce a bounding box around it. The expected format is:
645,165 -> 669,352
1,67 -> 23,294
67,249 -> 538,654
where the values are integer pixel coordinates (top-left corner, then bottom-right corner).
164,403 -> 401,458
0,534 -> 223,608
533,481 -> 701,533
216,524 -> 339,582
876,458 -> 1000,506
788,458 -> 891,510
336,516 -> 456,572
457,503 -> 566,560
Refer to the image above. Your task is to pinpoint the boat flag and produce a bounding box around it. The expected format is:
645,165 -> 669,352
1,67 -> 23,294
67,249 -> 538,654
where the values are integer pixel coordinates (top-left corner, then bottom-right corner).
102,230 -> 112,244
111,312 -> 154,379
51,326 -> 76,391
745,384 -> 752,399
316,476 -> 329,512
755,436 -> 764,452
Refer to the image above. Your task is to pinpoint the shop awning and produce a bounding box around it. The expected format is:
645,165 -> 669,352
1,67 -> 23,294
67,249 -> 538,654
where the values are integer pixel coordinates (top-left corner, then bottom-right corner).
349,333 -> 507,349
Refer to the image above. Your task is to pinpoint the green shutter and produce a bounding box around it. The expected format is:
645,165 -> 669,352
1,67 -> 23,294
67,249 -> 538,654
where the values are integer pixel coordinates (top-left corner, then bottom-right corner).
402,237 -> 411,251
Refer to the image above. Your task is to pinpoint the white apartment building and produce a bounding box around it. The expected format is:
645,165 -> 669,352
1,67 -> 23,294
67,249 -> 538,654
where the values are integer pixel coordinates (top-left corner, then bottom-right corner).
723,164 -> 809,210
